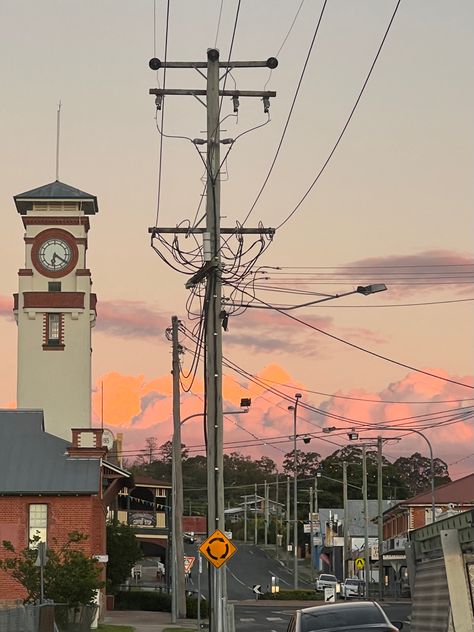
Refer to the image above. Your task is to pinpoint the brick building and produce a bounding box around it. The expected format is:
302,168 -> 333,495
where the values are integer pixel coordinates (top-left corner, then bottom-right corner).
381,473 -> 474,595
0,410 -> 130,601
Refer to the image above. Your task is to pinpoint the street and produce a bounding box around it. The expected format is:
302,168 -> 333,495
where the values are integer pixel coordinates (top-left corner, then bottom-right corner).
233,602 -> 411,632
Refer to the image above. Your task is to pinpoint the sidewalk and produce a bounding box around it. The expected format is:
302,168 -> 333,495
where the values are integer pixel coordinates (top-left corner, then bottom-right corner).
103,609 -> 199,631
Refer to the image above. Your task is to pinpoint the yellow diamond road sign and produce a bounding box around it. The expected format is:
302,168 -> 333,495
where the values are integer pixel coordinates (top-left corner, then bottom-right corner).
199,529 -> 237,569
355,557 -> 365,570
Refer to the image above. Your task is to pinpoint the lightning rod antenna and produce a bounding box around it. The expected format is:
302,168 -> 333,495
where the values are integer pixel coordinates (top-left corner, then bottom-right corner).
55,100 -> 62,181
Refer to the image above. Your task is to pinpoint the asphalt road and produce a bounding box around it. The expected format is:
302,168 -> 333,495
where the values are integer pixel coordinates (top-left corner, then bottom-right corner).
233,602 -> 411,632
184,542 -> 313,601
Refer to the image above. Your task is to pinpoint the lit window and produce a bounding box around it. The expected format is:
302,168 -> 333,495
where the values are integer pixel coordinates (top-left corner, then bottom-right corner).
29,504 -> 48,547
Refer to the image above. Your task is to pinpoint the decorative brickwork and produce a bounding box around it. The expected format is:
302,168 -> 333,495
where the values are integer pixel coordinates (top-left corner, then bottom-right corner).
23,292 -> 85,309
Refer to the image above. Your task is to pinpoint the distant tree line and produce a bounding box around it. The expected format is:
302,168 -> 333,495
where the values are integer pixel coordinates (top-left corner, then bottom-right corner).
130,438 -> 451,515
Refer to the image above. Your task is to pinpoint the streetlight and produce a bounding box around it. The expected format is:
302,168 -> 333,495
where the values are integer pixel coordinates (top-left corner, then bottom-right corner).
288,393 -> 302,589
171,398 -> 251,622
223,283 -> 387,311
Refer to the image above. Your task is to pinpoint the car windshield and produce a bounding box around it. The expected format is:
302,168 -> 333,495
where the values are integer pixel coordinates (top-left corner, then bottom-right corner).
320,575 -> 337,582
346,580 -> 362,586
301,605 -> 385,632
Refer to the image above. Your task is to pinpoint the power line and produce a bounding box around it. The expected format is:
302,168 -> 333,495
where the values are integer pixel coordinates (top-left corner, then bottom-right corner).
228,283 -> 474,391
241,0 -> 329,225
276,0 -> 403,230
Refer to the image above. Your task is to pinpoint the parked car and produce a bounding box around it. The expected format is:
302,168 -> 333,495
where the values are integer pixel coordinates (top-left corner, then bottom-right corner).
315,573 -> 338,592
341,578 -> 365,599
286,601 -> 403,632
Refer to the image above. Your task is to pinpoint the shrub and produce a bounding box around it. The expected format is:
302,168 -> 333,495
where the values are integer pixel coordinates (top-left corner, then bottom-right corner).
114,590 -> 208,618
262,589 -> 323,600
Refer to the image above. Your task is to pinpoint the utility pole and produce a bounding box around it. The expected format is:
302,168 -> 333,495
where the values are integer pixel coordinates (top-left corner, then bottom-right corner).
264,479 -> 269,547
243,495 -> 248,543
275,474 -> 279,559
286,476 -> 290,565
171,317 -> 186,620
314,475 -> 319,571
309,486 -> 314,583
254,483 -> 258,545
149,50 -> 277,632
377,437 -> 384,600
362,446 -> 370,599
343,461 -> 348,582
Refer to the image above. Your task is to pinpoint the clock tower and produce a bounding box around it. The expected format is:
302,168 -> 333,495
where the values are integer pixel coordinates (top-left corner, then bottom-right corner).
13,180 -> 98,441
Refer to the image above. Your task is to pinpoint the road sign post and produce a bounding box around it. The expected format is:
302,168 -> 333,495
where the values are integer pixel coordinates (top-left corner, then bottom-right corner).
324,587 -> 336,603
199,529 -> 237,569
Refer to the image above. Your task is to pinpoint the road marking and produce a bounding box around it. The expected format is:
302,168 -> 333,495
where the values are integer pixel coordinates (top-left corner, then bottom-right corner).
239,618 -> 256,622
226,566 -> 251,589
267,617 -> 283,621
268,570 -> 290,586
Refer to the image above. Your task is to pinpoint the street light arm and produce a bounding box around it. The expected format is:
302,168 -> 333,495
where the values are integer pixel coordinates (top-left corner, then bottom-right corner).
222,284 -> 387,311
180,408 -> 249,426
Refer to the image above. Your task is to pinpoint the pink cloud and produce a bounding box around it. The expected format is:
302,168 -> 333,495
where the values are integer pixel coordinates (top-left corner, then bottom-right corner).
95,300 -> 170,339
92,365 -> 474,479
0,296 -> 13,321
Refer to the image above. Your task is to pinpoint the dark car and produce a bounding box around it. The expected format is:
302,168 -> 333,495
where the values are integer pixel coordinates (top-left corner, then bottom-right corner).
286,601 -> 403,632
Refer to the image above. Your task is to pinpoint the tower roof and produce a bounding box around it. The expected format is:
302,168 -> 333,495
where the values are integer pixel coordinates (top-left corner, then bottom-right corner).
14,180 -> 98,215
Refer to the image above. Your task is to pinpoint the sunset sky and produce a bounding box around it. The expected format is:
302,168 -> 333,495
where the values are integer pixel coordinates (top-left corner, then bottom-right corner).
0,1 -> 473,478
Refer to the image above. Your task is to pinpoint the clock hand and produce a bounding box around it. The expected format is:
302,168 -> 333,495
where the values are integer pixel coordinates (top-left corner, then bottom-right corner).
54,252 -> 68,264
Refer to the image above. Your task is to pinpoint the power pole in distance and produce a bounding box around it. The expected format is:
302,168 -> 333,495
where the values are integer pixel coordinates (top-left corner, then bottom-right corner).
149,49 -> 277,632
377,437 -> 384,600
170,316 -> 186,619
343,461 -> 349,582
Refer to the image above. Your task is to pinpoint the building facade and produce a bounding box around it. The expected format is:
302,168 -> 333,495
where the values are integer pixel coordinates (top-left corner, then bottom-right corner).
13,180 -> 98,441
0,412 -> 129,601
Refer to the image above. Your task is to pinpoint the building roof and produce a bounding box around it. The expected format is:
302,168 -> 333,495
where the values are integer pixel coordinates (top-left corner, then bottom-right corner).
133,474 -> 171,488
0,409 -> 101,494
383,473 -> 474,516
14,180 -> 98,215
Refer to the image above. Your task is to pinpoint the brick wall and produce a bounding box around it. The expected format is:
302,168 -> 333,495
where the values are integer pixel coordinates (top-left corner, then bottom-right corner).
0,495 -> 106,600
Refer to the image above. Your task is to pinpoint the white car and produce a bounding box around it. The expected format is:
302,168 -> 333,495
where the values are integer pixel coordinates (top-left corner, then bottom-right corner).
315,573 -> 338,592
341,577 -> 364,599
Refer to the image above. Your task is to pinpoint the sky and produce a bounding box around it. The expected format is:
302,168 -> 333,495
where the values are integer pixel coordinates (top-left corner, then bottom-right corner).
0,1 -> 473,480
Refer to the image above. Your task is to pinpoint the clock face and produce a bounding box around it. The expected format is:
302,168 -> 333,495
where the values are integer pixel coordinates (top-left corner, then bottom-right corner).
31,229 -> 79,278
38,238 -> 72,271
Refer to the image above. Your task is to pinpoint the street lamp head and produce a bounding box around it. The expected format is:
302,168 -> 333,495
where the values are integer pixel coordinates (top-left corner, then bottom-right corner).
240,397 -> 251,408
288,405 -> 295,411
356,283 -> 387,296
303,436 -> 311,444
295,393 -> 302,399
348,430 -> 359,441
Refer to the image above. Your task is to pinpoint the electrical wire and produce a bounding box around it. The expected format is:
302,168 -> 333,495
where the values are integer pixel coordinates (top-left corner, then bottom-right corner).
241,0 -> 329,226
226,283 -> 474,391
275,0 -> 402,230
154,0 -> 171,227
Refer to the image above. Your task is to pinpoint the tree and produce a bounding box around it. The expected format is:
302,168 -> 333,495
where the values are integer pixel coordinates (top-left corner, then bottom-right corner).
282,449 -> 321,478
393,452 -> 451,496
0,532 -> 103,606
106,522 -> 142,594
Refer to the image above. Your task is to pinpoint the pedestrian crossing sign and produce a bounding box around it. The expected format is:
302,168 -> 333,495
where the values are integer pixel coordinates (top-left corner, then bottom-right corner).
355,557 -> 365,570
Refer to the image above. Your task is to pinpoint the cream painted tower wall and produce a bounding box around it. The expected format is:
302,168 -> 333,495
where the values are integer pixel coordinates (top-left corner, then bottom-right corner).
14,185 -> 98,441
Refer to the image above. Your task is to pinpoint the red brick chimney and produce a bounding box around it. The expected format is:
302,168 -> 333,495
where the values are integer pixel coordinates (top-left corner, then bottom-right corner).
67,428 -> 108,458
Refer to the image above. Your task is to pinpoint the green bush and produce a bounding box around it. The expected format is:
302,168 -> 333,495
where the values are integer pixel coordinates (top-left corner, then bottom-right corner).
114,590 -> 208,618
186,595 -> 208,619
262,589 -> 323,600
115,590 -> 171,611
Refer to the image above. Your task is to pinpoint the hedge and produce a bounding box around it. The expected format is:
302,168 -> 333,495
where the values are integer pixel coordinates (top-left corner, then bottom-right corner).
262,589 -> 323,600
114,591 -> 208,618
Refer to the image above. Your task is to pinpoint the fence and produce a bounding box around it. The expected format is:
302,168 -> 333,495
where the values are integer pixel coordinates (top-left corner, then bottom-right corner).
0,604 -> 98,632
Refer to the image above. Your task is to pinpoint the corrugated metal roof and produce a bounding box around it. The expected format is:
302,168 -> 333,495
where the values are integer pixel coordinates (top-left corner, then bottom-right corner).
0,409 -> 100,494
383,473 -> 474,515
14,180 -> 98,215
